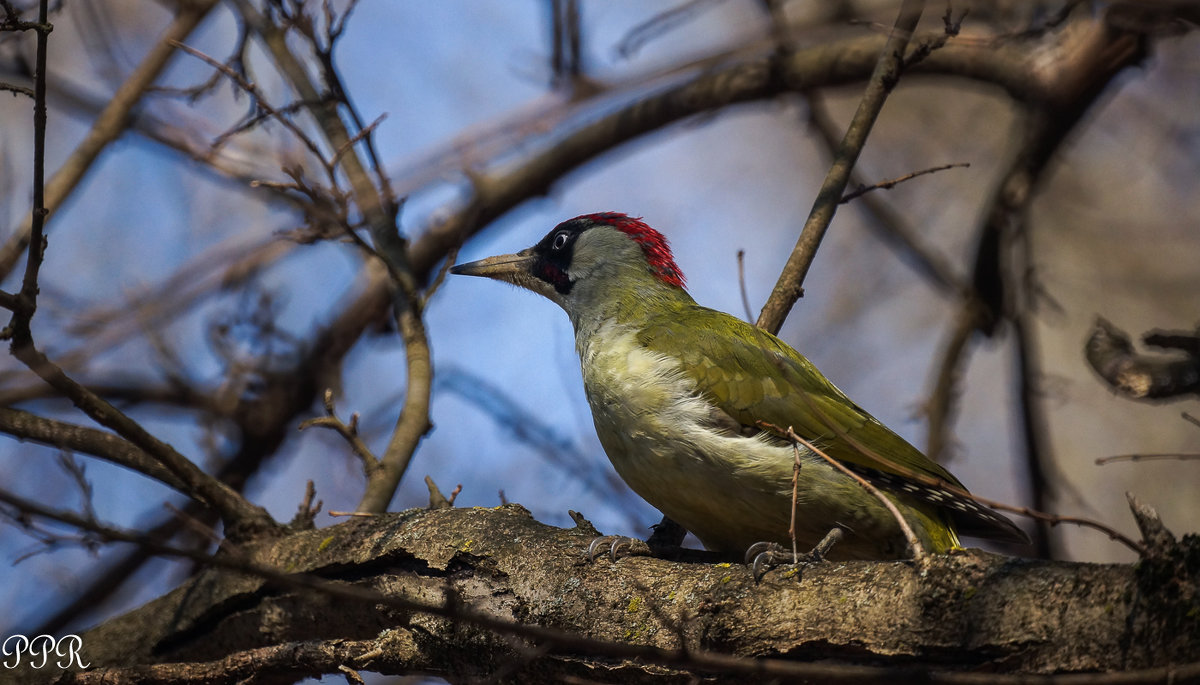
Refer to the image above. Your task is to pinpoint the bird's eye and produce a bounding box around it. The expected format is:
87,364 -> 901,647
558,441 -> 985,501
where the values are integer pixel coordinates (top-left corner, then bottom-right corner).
552,232 -> 569,250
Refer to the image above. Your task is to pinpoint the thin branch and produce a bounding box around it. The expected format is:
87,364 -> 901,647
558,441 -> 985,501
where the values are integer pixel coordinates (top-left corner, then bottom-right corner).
756,0 -> 926,335
805,93 -> 967,296
298,389 -> 380,478
0,0 -> 220,282
1095,453 -> 1200,466
0,407 -> 188,492
840,162 -> 970,203
169,40 -> 332,169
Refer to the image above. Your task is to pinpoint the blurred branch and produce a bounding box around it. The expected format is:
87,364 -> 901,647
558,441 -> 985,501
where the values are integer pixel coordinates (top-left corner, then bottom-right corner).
1096,453 -> 1200,466
615,0 -> 727,59
968,15 -> 1146,558
299,389 -> 380,478
548,0 -> 590,92
923,299 -> 984,462
1086,317 -> 1200,400
0,407 -> 187,492
230,0 -> 433,513
0,0 -> 220,282
756,0 -> 926,335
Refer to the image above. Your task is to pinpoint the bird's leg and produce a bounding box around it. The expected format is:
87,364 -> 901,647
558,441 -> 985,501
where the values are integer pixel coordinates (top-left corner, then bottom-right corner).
745,527 -> 844,580
586,515 -> 685,562
646,515 -> 687,551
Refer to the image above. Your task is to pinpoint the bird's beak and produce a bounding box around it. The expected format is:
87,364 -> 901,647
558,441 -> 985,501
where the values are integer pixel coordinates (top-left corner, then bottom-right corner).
450,247 -> 564,305
449,248 -> 537,284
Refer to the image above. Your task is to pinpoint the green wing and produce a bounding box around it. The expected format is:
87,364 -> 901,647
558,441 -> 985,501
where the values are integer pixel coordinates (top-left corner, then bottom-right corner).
637,304 -> 960,484
636,303 -> 1028,544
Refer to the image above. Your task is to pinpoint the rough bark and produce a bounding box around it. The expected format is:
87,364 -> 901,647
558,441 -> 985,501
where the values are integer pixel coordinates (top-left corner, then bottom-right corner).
17,503 -> 1196,684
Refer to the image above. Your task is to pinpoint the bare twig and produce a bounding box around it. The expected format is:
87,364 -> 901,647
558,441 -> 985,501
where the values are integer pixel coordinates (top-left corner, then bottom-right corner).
425,475 -> 461,510
1095,453 -> 1200,466
805,94 -> 967,297
298,389 -> 380,478
788,434 -> 802,563
290,480 -> 323,529
840,162 -> 970,203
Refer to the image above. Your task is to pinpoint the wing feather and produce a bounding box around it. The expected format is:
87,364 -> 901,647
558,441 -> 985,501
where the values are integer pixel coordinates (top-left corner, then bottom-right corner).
636,304 -> 1028,544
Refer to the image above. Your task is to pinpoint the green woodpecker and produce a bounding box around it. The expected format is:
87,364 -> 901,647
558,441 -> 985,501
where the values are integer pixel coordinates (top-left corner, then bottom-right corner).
451,213 -> 1027,560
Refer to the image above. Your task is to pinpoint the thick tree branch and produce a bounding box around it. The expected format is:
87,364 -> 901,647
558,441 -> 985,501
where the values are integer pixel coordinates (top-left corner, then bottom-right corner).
8,503 -> 1192,684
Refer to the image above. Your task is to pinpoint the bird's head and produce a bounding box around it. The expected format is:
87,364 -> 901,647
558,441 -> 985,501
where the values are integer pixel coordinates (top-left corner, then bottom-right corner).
451,213 -> 688,318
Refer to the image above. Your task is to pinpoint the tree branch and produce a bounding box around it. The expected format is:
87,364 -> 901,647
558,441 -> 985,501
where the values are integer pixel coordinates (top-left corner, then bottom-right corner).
756,0 -> 926,335
6,501 -> 1190,684
0,0 -> 220,282
0,407 -> 187,492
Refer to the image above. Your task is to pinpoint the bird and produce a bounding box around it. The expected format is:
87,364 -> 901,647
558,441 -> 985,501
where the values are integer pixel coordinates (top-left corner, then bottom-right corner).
450,212 -> 1028,561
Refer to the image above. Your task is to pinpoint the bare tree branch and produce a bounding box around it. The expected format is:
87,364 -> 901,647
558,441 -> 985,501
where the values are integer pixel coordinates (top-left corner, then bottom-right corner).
0,0 -> 220,281
756,0 -> 926,335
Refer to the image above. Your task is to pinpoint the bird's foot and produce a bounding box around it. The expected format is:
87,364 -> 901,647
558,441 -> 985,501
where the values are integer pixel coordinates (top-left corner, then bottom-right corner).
745,527 -> 844,580
586,535 -> 651,562
587,515 -> 690,563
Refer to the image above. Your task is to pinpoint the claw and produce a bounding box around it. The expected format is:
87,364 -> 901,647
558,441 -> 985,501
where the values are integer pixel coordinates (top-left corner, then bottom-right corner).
586,535 -> 613,562
745,528 -> 846,580
587,534 -> 649,562
747,542 -> 789,581
743,541 -> 775,565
